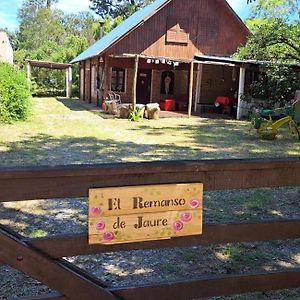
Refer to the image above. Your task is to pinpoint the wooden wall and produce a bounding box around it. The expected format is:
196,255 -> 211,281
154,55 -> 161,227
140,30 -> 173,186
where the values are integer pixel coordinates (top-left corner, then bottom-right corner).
109,0 -> 249,60
79,0 -> 250,105
79,62 -> 85,100
200,64 -> 239,104
84,59 -> 91,102
80,56 -> 240,108
105,57 -> 196,104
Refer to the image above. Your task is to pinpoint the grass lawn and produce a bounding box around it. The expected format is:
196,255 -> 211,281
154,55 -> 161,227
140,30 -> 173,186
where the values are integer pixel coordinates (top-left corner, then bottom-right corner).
0,97 -> 299,167
0,97 -> 299,299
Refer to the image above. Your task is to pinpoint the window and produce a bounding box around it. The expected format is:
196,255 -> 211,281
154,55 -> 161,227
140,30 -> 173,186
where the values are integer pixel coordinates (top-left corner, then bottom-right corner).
111,68 -> 126,92
166,17 -> 189,44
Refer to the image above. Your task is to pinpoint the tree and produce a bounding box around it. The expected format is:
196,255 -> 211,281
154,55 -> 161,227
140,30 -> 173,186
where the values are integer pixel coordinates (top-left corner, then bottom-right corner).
245,64 -> 300,107
235,0 -> 300,62
46,0 -> 58,8
89,0 -> 154,18
237,20 -> 300,61
236,0 -> 300,107
15,0 -> 101,95
0,63 -> 31,123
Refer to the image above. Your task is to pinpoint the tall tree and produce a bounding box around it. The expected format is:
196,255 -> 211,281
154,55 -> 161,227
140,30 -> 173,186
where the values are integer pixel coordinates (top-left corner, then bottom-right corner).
89,0 -> 154,19
46,0 -> 58,8
235,0 -> 300,62
236,0 -> 300,107
89,0 -> 257,19
15,0 -> 103,95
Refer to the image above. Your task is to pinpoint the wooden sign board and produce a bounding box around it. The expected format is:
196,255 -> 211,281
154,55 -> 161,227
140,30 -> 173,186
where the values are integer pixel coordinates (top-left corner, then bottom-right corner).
88,183 -> 203,245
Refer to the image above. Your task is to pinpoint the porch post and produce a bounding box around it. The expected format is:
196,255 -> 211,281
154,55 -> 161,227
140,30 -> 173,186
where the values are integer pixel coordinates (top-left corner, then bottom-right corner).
132,55 -> 139,111
103,55 -> 108,100
26,61 -> 31,82
65,68 -> 69,98
194,63 -> 203,113
237,67 -> 246,120
188,61 -> 194,118
68,66 -> 72,98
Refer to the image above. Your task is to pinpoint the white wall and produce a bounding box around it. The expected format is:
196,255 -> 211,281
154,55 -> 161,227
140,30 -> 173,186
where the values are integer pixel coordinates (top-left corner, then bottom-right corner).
0,32 -> 13,64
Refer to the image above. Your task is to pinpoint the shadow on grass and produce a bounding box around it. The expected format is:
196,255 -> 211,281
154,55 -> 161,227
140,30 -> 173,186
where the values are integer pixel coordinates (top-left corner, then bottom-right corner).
0,198 -> 87,238
0,122 -> 299,168
56,97 -> 89,112
0,132 -> 238,167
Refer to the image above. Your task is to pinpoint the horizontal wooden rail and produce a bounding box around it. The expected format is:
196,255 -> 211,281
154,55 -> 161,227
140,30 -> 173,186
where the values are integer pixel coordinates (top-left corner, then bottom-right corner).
1,158 -> 300,299
110,268 -> 300,300
27,219 -> 300,258
1,158 -> 300,201
0,228 -> 116,300
16,293 -> 66,300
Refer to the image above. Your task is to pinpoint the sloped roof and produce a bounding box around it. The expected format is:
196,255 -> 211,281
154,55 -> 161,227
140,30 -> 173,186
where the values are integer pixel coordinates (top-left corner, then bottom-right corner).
195,54 -> 300,69
70,0 -> 170,63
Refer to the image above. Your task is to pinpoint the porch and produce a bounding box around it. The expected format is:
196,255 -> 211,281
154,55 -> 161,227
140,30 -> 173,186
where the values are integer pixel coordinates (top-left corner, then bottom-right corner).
102,54 -> 196,117
79,53 -> 257,120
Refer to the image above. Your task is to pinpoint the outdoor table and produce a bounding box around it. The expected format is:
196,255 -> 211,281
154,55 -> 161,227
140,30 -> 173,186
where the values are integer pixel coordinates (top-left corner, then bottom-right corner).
215,96 -> 237,115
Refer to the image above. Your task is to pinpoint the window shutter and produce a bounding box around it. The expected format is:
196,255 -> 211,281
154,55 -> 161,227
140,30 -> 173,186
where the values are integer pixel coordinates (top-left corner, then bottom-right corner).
166,18 -> 189,44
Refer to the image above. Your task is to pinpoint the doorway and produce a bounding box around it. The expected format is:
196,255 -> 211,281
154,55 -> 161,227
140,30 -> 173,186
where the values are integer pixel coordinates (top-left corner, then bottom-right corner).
136,69 -> 152,104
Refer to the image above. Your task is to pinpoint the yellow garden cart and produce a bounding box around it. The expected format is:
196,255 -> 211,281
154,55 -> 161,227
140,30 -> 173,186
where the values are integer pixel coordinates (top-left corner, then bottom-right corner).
252,100 -> 300,140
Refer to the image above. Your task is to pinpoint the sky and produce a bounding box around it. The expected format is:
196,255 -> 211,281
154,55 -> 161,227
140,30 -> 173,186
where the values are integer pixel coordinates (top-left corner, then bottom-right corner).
0,0 -> 252,31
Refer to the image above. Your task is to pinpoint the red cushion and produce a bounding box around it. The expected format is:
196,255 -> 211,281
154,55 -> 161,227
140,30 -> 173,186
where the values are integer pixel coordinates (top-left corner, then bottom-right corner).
160,99 -> 175,111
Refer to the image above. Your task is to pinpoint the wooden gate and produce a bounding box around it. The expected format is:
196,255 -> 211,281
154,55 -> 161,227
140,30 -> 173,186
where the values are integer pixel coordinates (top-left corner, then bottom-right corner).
1,158 -> 300,300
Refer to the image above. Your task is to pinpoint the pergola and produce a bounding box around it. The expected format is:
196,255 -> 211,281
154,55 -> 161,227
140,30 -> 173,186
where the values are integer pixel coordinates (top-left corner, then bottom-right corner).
26,59 -> 72,98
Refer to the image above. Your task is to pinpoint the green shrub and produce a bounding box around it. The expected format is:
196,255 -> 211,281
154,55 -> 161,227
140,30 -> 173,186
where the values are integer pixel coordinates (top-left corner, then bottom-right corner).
128,107 -> 145,122
0,63 -> 31,123
243,64 -> 300,108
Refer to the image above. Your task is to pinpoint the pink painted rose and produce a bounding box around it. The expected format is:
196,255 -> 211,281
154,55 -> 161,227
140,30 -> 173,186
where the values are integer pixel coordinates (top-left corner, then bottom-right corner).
189,198 -> 200,209
173,220 -> 184,231
103,231 -> 115,241
95,220 -> 106,231
181,212 -> 192,222
90,207 -> 102,215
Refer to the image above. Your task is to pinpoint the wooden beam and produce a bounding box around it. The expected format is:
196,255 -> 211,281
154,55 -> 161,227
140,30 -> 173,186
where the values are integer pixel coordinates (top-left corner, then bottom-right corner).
68,66 -> 72,99
65,69 -> 69,98
237,67 -> 246,120
26,62 -> 31,82
0,228 -> 117,300
194,63 -> 203,112
15,292 -> 66,300
188,61 -> 194,117
25,59 -> 71,69
110,269 -> 300,300
96,58 -> 100,106
103,55 -> 108,100
88,59 -> 92,103
82,61 -> 86,101
0,158 -> 299,202
132,55 -> 139,110
26,219 -> 300,258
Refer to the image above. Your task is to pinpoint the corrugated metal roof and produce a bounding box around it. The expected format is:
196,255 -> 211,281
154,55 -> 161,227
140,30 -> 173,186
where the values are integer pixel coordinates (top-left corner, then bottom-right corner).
194,54 -> 300,68
70,0 -> 170,63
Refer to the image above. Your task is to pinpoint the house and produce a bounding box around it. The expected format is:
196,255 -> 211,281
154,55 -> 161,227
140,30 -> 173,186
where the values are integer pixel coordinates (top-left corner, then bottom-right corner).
0,32 -> 13,64
71,0 -> 251,117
